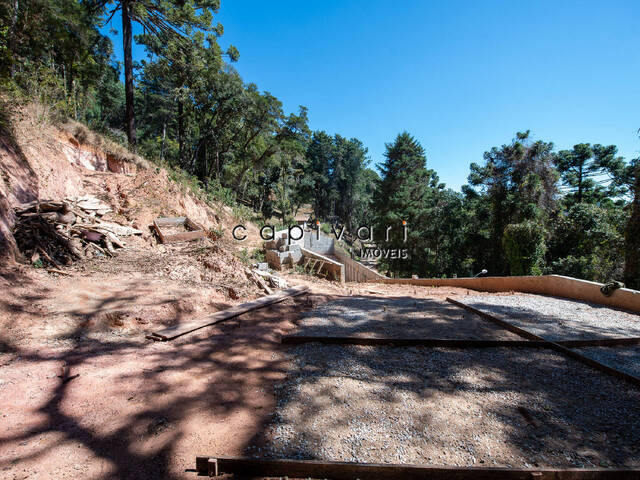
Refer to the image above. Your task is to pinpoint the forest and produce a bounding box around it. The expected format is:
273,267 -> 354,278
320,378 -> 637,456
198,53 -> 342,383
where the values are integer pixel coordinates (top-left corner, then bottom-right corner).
1,0 -> 639,287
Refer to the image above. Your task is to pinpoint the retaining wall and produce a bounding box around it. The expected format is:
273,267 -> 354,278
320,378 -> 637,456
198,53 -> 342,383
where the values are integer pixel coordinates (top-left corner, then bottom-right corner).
379,275 -> 640,313
333,248 -> 387,283
303,231 -> 335,255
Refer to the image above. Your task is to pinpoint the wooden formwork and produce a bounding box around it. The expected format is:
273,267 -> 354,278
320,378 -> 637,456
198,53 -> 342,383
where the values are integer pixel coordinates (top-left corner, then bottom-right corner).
192,297 -> 640,479
153,216 -> 205,244
446,297 -> 640,388
196,455 -> 640,479
149,286 -> 309,341
281,335 -> 640,348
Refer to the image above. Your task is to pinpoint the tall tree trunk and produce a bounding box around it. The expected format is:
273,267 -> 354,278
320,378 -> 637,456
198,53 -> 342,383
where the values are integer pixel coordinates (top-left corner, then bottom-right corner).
160,120 -> 166,160
624,164 -> 640,289
8,0 -> 19,78
122,0 -> 136,149
577,164 -> 583,203
178,100 -> 184,166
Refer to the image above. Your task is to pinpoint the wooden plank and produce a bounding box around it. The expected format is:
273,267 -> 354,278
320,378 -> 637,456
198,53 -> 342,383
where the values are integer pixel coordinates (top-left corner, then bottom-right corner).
195,456 -> 640,479
152,220 -> 166,244
153,216 -> 205,244
151,286 -> 309,340
281,335 -> 640,348
154,217 -> 187,226
446,297 -> 640,388
282,336 -> 545,347
558,337 -> 640,347
161,229 -> 205,243
184,217 -> 202,231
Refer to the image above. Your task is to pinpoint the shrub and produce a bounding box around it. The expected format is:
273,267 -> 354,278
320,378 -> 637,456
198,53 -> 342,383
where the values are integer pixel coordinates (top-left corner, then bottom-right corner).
502,221 -> 546,276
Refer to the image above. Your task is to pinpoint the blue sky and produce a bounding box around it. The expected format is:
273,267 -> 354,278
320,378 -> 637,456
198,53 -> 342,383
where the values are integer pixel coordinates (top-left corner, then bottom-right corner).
104,0 -> 640,191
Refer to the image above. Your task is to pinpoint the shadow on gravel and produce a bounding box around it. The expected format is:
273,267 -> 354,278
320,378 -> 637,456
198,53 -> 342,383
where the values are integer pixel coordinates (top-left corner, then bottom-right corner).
249,296 -> 640,469
287,295 -> 519,340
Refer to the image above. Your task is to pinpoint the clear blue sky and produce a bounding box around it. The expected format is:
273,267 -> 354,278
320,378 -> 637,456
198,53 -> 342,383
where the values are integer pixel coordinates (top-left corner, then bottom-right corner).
104,0 -> 640,191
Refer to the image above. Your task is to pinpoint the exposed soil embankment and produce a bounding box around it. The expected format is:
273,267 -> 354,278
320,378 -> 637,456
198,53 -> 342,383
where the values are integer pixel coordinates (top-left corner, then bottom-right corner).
0,105 -> 261,269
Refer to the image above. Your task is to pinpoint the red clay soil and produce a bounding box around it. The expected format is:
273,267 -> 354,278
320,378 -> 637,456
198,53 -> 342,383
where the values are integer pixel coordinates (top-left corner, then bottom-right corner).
0,265 -> 334,479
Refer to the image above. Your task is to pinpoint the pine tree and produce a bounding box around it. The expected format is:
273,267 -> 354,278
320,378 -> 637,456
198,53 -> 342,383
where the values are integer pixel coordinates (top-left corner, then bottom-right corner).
467,131 -> 557,275
333,135 -> 369,233
374,132 -> 440,276
96,0 -> 238,149
305,132 -> 334,220
554,143 -> 626,205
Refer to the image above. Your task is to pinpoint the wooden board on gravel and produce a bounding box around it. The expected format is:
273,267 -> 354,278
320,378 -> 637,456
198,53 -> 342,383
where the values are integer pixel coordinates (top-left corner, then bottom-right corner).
447,297 -> 640,388
197,455 -> 640,479
281,335 -> 640,347
150,285 -> 309,340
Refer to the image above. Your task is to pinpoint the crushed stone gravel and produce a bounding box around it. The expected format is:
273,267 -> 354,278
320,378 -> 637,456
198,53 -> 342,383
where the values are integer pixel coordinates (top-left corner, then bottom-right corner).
462,294 -> 640,340
292,296 -> 521,340
255,294 -> 640,469
258,344 -> 640,468
577,346 -> 640,378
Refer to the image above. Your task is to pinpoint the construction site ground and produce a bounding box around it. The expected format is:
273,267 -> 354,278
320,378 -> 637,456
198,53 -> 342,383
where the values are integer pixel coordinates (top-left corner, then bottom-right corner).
1,113 -> 638,479
1,254 -> 639,479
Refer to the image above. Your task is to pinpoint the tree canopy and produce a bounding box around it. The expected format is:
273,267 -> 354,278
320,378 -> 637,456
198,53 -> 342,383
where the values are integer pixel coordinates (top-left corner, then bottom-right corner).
1,0 -> 638,288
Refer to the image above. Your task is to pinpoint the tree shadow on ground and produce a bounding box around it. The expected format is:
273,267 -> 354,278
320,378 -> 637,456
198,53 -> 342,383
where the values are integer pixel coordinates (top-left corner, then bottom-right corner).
0,267 -> 336,479
289,295 -> 519,340
248,296 -> 640,469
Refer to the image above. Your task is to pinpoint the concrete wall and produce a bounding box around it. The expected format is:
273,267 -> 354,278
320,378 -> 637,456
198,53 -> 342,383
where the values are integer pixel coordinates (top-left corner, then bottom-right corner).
301,247 -> 344,283
379,275 -> 640,313
273,229 -> 304,247
303,231 -> 335,255
333,248 -> 387,283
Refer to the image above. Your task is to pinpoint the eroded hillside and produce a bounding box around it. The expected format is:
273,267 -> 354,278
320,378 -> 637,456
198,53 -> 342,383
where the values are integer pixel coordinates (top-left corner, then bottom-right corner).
0,105 -> 269,344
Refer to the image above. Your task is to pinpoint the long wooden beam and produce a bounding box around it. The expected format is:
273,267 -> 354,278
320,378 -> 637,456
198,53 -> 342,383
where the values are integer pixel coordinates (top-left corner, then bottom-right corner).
446,297 -> 640,388
149,286 -> 308,341
282,335 -> 640,347
282,336 -> 545,347
196,456 -> 640,479
559,337 -> 640,347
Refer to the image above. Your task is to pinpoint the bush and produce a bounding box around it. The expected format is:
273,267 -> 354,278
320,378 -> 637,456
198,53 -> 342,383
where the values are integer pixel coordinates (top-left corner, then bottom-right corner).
502,221 -> 546,276
548,203 -> 626,282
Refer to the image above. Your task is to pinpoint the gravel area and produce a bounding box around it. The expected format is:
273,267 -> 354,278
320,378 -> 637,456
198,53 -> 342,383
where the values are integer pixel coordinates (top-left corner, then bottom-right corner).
292,297 -> 521,340
462,294 -> 640,340
256,344 -> 640,468
577,346 -> 640,378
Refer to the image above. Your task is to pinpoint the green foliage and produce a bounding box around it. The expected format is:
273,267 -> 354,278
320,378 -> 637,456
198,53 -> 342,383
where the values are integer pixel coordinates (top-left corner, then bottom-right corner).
502,221 -> 546,276
320,223 -> 332,235
251,249 -> 265,263
466,131 -> 557,275
235,248 -> 251,265
207,226 -> 224,241
547,203 -> 626,282
624,159 -> 640,289
235,247 -> 264,265
1,0 -> 122,124
373,132 -> 443,276
302,131 -> 375,232
554,143 -> 626,206
2,0 -> 637,286
232,204 -> 254,222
